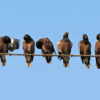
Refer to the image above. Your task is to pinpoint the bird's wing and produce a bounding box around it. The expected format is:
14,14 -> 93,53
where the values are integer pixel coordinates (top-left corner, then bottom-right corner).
57,42 -> 62,53
78,41 -> 83,54
78,40 -> 84,54
70,41 -> 73,48
47,39 -> 56,54
8,38 -> 20,51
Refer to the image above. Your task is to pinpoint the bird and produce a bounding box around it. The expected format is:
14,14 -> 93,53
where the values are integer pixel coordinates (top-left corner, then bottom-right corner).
95,34 -> 100,68
57,32 -> 72,67
36,38 -> 56,63
0,36 -> 20,66
23,34 -> 35,67
79,34 -> 91,68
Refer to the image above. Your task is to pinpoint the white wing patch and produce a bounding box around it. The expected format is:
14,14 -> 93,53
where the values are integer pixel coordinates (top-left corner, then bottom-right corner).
8,38 -> 20,51
11,39 -> 14,43
9,39 -> 14,48
57,42 -> 62,53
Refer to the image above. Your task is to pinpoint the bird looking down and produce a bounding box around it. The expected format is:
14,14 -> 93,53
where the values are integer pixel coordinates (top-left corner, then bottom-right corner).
36,38 -> 56,63
0,36 -> 20,66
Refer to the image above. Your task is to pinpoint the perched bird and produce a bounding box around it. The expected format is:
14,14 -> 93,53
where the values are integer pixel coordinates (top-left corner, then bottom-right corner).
0,36 -> 20,66
57,32 -> 72,67
95,34 -> 100,68
79,34 -> 91,68
36,38 -> 56,63
23,34 -> 35,67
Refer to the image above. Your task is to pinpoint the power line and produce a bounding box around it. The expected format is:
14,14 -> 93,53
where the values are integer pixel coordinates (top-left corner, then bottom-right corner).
0,53 -> 99,57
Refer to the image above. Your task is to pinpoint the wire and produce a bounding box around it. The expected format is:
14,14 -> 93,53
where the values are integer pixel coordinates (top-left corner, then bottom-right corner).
0,53 -> 99,57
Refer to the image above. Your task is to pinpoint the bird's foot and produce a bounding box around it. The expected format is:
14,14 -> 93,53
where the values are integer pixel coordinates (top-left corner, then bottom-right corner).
29,63 -> 31,67
1,62 -> 6,66
26,63 -> 31,67
63,63 -> 69,68
85,64 -> 91,69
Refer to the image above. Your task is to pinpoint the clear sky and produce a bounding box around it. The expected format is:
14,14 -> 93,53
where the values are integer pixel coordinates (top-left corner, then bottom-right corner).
0,0 -> 100,100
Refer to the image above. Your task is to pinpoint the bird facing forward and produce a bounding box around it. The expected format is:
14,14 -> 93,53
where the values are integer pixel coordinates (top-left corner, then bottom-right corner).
57,32 -> 72,67
23,34 -> 35,67
79,34 -> 91,68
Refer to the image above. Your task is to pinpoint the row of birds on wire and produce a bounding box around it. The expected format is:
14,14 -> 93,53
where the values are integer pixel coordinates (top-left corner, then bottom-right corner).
0,32 -> 100,68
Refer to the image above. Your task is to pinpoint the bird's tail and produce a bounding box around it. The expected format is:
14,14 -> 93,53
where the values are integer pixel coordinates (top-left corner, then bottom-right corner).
1,56 -> 6,66
63,56 -> 69,67
81,57 -> 84,64
45,56 -> 52,63
96,57 -> 100,69
25,56 -> 33,67
84,57 -> 91,68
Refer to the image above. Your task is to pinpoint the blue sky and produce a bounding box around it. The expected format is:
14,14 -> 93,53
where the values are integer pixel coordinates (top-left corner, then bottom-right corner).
0,0 -> 100,100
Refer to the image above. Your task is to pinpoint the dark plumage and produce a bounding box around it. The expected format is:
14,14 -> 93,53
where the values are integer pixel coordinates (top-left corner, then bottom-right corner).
95,34 -> 100,68
57,32 -> 72,67
0,36 -> 11,66
23,34 -> 35,67
36,38 -> 56,63
0,36 -> 20,66
8,38 -> 20,51
79,34 -> 91,68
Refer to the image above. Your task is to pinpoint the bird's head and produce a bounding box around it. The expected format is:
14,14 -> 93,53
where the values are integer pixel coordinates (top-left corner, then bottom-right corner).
63,32 -> 69,39
97,34 -> 100,41
83,34 -> 88,40
3,36 -> 11,44
24,34 -> 32,43
36,40 -> 43,49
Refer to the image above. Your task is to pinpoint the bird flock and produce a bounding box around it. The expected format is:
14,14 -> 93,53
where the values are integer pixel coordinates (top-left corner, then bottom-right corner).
0,33 -> 100,68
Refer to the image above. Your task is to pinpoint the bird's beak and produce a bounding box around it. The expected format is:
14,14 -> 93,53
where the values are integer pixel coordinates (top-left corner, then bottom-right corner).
64,32 -> 69,35
64,33 -> 69,37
